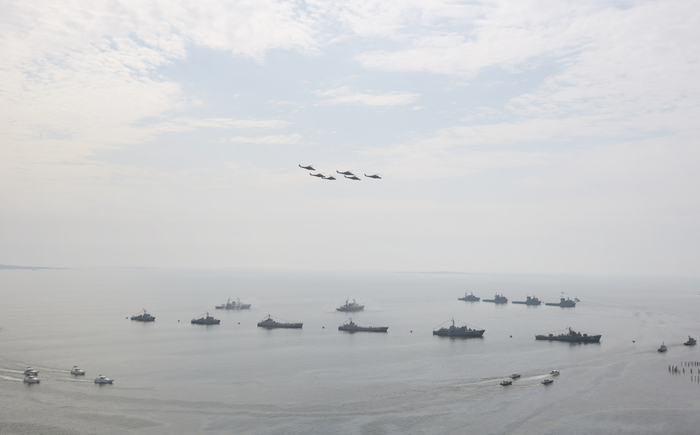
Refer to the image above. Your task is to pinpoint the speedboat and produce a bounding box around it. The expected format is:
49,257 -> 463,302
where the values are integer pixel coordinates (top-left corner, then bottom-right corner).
510,374 -> 521,379
542,378 -> 554,385
71,366 -> 85,375
550,370 -> 560,376
658,343 -> 668,352
500,380 -> 513,386
23,376 -> 40,384
94,374 -> 114,384
24,367 -> 38,376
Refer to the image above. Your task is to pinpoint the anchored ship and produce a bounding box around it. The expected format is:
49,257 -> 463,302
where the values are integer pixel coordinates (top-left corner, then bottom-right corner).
545,297 -> 576,307
191,312 -> 220,325
458,292 -> 480,302
483,294 -> 508,304
684,336 -> 697,346
257,315 -> 303,329
130,309 -> 155,322
433,318 -> 485,338
338,319 -> 388,333
535,327 -> 601,342
336,298 -> 365,312
512,296 -> 541,306
215,298 -> 251,310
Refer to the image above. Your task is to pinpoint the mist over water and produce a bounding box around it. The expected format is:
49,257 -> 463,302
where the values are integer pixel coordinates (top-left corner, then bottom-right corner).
1,269 -> 699,434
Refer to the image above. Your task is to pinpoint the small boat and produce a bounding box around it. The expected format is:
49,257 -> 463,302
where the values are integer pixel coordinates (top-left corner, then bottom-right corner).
71,366 -> 85,375
336,298 -> 365,312
94,374 -> 114,384
191,312 -> 220,325
257,315 -> 303,329
500,380 -> 512,386
658,343 -> 668,352
684,336 -> 697,346
542,378 -> 554,385
574,297 -> 580,302
24,367 -> 38,376
458,292 -> 480,302
510,374 -> 521,379
338,318 -> 388,333
550,370 -> 560,375
23,376 -> 40,384
130,309 -> 155,322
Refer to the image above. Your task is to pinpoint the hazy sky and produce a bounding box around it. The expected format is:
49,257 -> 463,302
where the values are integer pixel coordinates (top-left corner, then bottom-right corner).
1,0 -> 698,274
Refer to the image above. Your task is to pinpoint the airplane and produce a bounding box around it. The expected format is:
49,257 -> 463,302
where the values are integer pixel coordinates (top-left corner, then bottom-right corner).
323,175 -> 337,180
364,174 -> 381,179
336,170 -> 354,176
344,175 -> 361,181
299,164 -> 315,170
309,172 -> 325,178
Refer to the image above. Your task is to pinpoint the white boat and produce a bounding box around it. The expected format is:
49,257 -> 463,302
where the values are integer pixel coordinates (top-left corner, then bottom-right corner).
23,376 -> 40,384
94,374 -> 114,384
24,367 -> 38,376
71,366 -> 85,375
550,370 -> 560,375
658,343 -> 668,352
510,374 -> 521,379
542,378 -> 554,385
500,380 -> 513,386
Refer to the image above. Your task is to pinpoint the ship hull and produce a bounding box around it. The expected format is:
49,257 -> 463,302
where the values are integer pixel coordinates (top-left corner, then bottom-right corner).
433,330 -> 485,338
131,317 -> 155,322
339,326 -> 388,332
336,307 -> 364,312
257,323 -> 303,329
191,320 -> 220,325
535,335 -> 600,342
483,300 -> 507,304
544,303 -> 576,307
512,301 -> 540,305
458,297 -> 480,302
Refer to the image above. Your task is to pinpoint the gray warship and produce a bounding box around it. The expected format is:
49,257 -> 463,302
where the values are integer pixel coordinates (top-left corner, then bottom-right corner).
257,315 -> 303,329
535,327 -> 601,342
458,292 -> 480,302
338,319 -> 388,333
433,318 -> 485,338
215,298 -> 251,310
336,298 -> 365,312
130,309 -> 155,322
512,296 -> 541,306
545,297 -> 576,307
483,294 -> 508,304
191,312 -> 220,325
684,336 -> 697,346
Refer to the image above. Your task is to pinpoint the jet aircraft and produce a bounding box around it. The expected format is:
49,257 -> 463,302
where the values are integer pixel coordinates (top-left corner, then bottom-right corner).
364,174 -> 382,179
299,164 -> 315,170
336,170 -> 354,176
323,175 -> 337,180
344,175 -> 361,181
310,172 -> 325,178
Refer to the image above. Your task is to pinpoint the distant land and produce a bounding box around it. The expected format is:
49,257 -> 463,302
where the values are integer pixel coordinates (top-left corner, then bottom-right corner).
0,264 -> 65,270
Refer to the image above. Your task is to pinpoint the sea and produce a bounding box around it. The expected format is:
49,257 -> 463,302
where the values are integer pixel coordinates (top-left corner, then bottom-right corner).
1,268 -> 699,435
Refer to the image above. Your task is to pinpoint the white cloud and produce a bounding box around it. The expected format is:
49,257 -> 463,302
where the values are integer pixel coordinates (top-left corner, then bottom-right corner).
229,133 -> 302,144
315,86 -> 419,106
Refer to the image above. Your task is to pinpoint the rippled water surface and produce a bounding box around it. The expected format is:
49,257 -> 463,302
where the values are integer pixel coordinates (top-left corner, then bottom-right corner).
1,269 -> 699,434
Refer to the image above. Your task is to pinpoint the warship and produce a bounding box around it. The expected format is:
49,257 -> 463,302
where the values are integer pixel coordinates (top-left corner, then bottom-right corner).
545,297 -> 576,307
336,298 -> 365,312
535,327 -> 601,342
215,298 -> 251,310
483,294 -> 508,304
338,319 -> 388,333
433,318 -> 485,338
191,312 -> 220,325
458,292 -> 480,302
684,336 -> 697,346
257,315 -> 303,329
658,342 -> 667,352
512,296 -> 541,305
130,309 -> 155,322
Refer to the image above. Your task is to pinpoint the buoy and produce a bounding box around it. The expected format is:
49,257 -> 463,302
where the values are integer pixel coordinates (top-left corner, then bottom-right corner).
632,340 -> 635,343
126,317 -> 128,319
322,326 -> 325,329
238,322 -> 240,325
178,320 -> 180,322
510,335 -> 512,338
410,330 -> 413,333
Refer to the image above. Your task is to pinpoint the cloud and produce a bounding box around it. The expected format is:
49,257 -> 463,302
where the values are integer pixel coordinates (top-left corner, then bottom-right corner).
229,133 -> 303,144
315,86 -> 419,106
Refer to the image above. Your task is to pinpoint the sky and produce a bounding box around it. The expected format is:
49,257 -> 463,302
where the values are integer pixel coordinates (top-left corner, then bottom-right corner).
1,0 -> 699,275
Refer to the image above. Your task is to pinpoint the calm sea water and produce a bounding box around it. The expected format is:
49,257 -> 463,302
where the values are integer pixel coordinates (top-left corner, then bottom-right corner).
1,269 -> 699,434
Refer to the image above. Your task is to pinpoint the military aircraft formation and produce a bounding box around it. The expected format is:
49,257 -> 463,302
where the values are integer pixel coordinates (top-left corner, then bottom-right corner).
298,164 -> 381,181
